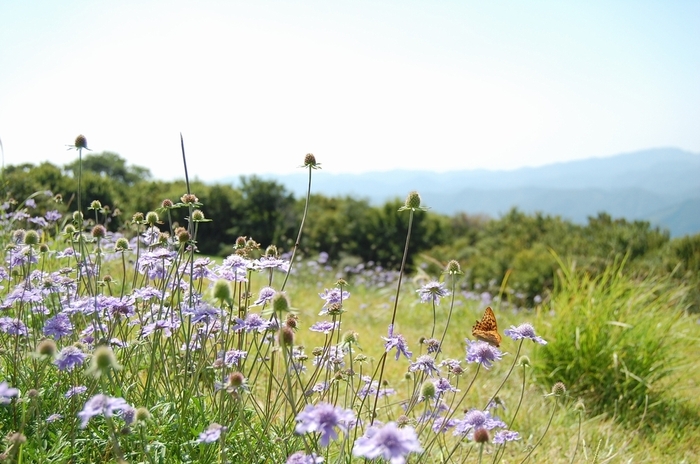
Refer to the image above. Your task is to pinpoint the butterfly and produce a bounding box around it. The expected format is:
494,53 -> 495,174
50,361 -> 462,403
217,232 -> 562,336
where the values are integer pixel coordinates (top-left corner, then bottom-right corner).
472,306 -> 502,347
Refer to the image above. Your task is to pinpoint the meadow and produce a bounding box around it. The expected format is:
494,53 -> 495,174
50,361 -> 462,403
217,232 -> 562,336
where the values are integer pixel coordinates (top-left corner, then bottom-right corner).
1,139 -> 699,463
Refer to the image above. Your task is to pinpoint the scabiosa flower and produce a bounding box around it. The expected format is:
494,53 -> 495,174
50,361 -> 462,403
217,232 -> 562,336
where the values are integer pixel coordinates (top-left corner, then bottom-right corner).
409,355 -> 440,377
310,320 -> 340,334
46,413 -> 62,423
294,402 -> 355,447
77,394 -> 131,428
252,286 -> 276,306
434,377 -> 459,395
43,313 -> 73,339
318,288 -> 350,315
213,254 -> 250,282
313,345 -> 347,371
54,346 -> 87,371
198,423 -> 227,443
45,210 -> 62,222
416,281 -> 450,305
383,325 -> 412,360
0,381 -> 19,404
0,317 -> 29,336
232,313 -> 271,333
504,323 -> 547,345
493,430 -> 521,444
353,422 -> 423,464
453,408 -> 506,438
253,255 -> 290,273
65,385 -> 87,398
286,451 -> 324,464
357,376 -> 396,399
465,339 -> 503,369
222,349 -> 248,367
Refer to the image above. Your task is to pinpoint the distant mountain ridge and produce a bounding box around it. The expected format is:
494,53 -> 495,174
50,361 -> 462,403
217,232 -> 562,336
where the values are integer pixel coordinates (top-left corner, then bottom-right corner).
219,148 -> 700,237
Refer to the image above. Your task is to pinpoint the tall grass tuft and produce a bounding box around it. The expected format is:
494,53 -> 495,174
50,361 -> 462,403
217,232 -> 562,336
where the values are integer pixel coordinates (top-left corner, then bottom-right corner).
534,253 -> 697,429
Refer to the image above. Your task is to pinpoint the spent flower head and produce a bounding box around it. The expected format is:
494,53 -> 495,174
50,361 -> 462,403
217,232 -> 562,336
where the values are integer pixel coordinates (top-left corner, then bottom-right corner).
398,191 -> 429,212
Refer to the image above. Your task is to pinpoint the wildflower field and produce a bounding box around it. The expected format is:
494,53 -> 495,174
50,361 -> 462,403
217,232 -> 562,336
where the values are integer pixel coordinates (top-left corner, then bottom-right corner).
1,139 -> 699,463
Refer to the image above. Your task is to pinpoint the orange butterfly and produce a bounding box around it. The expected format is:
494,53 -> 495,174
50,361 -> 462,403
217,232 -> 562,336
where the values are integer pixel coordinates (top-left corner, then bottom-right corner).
472,307 -> 502,347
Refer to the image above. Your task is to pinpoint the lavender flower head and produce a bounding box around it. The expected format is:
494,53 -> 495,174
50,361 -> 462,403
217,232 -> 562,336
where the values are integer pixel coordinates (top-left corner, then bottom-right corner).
0,381 -> 19,404
353,422 -> 423,464
504,323 -> 547,345
453,408 -> 506,438
77,394 -> 131,428
54,346 -> 86,371
416,281 -> 450,305
198,423 -> 227,443
383,325 -> 412,361
408,355 -> 440,377
493,429 -> 521,444
318,288 -> 350,315
286,451 -> 324,464
294,402 -> 355,447
465,339 -> 503,369
43,313 -> 73,339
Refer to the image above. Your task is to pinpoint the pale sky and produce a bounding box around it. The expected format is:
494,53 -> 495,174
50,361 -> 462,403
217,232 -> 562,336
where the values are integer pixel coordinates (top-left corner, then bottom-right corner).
1,0 -> 699,181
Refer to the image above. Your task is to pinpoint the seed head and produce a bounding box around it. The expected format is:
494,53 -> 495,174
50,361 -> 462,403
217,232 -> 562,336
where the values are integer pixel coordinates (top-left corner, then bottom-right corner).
212,279 -> 232,302
63,224 -> 76,235
72,211 -> 83,222
228,372 -> 245,388
115,237 -> 130,252
420,380 -> 436,400
272,292 -> 291,314
265,244 -> 278,257
285,314 -> 298,330
518,355 -> 531,367
474,427 -> 490,443
191,209 -> 205,222
303,153 -> 321,169
145,211 -> 159,226
39,243 -> 50,253
37,339 -> 57,357
90,200 -> 102,210
552,382 -> 567,396
342,331 -> 359,345
91,225 -> 106,239
280,326 -> 295,347
405,191 -> 421,209
132,212 -> 144,223
445,260 -> 463,275
161,199 -> 173,208
24,230 -> 40,245
74,135 -> 88,149
135,407 -> 151,422
180,193 -> 199,204
88,345 -> 122,377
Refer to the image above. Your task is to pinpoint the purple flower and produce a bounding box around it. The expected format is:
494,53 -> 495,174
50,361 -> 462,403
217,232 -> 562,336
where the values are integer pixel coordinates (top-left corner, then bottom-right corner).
383,325 -> 412,360
0,317 -> 29,336
0,381 -> 19,404
253,256 -> 290,273
294,402 -> 355,447
213,254 -> 250,282
102,296 -> 136,319
45,210 -> 62,222
198,423 -> 227,443
318,288 -> 350,315
232,313 -> 270,333
43,313 -> 73,339
182,257 -> 216,280
286,451 -> 324,464
46,413 -> 62,423
222,349 -> 248,367
65,385 -> 87,398
253,286 -> 276,306
434,377 -> 459,395
310,320 -> 339,334
416,281 -> 450,305
504,323 -> 547,345
493,430 -> 521,444
54,346 -> 86,371
465,340 -> 502,369
184,302 -> 221,324
313,345 -> 346,371
358,376 -> 396,399
77,394 -> 131,428
409,355 -> 440,377
353,422 -> 423,464
453,408 -> 506,437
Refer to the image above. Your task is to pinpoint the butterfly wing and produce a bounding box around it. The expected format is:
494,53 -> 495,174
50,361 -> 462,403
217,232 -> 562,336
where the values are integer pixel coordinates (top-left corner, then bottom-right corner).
472,307 -> 502,347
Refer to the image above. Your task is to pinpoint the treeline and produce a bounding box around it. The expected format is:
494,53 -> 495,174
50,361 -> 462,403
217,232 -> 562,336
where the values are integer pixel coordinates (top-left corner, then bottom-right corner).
3,152 -> 699,309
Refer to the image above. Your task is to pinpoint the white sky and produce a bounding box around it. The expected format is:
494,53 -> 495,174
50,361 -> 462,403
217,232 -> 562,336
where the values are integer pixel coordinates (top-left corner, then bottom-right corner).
1,0 -> 699,181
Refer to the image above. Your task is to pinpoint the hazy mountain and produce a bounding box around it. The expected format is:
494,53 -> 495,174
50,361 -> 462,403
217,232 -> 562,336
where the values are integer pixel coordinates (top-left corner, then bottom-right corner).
219,147 -> 700,237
